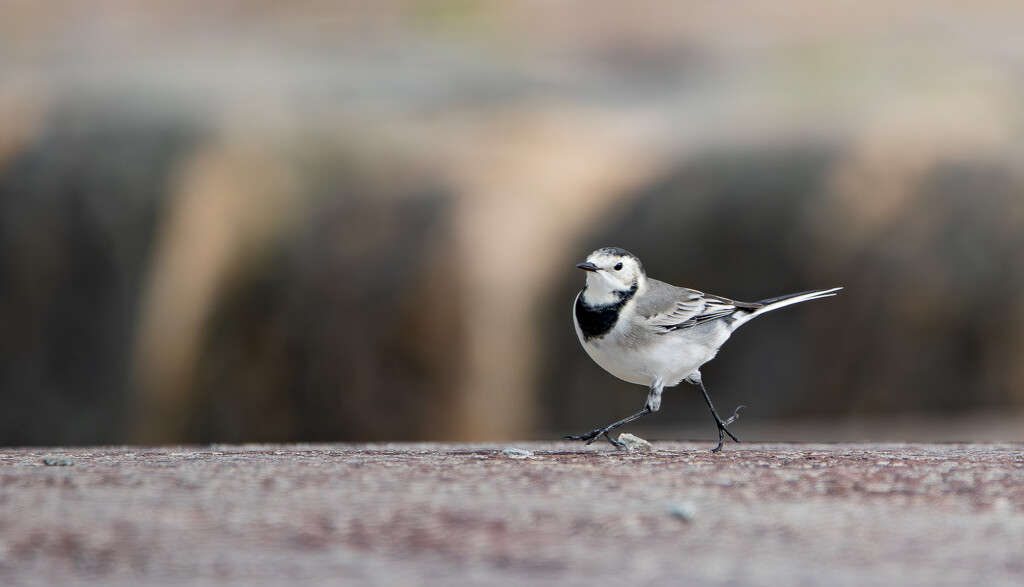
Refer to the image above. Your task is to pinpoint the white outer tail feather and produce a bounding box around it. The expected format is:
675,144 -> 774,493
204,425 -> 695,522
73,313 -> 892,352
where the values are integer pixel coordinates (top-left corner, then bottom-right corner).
730,287 -> 843,330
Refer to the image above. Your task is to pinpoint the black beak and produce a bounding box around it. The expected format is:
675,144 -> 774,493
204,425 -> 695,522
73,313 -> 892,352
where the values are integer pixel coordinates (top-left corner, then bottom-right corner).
576,262 -> 600,272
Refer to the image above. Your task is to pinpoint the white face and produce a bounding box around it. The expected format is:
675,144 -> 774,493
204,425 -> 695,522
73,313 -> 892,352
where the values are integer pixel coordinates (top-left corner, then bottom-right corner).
578,248 -> 646,304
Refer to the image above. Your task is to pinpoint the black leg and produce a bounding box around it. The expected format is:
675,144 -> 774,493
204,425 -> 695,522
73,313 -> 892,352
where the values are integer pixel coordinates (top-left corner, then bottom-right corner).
695,379 -> 741,452
564,406 -> 653,449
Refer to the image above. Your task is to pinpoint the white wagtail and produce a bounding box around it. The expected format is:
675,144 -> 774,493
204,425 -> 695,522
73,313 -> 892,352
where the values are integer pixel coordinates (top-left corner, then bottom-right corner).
566,247 -> 841,452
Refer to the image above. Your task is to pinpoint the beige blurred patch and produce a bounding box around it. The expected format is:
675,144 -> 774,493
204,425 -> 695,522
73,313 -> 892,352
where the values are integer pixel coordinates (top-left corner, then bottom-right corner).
0,74 -> 48,175
128,136 -> 303,443
817,88 -> 1017,251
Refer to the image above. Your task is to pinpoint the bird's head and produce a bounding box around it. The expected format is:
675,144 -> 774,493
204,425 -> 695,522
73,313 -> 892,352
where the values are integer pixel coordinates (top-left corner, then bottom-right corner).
576,247 -> 647,304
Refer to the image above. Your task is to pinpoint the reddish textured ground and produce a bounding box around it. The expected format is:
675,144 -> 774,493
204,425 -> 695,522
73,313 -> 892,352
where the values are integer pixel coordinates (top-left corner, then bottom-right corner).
2,442 -> 1023,586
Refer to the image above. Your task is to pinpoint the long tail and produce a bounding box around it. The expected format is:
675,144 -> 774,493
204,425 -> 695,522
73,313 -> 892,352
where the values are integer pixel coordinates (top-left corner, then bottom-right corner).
730,287 -> 842,330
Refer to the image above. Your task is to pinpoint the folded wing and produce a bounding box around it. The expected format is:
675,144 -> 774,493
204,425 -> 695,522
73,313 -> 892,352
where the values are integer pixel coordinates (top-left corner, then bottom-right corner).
638,280 -> 759,332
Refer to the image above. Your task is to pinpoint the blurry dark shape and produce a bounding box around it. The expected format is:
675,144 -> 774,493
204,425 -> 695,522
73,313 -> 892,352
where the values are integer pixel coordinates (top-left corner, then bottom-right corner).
182,190 -> 464,443
126,137 -> 310,444
0,106 -> 465,446
809,160 -> 1024,416
0,107 -> 196,446
125,136 -> 465,444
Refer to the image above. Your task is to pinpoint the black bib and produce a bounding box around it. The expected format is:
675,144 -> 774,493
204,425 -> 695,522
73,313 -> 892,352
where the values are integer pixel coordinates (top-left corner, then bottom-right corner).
574,284 -> 637,340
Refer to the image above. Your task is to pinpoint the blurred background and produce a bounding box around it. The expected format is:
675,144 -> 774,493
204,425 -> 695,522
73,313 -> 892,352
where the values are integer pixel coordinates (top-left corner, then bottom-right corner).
2,0 -> 1024,446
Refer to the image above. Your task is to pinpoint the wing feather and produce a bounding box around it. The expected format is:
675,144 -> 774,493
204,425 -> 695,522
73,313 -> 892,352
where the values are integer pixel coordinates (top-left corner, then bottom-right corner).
638,280 -> 759,332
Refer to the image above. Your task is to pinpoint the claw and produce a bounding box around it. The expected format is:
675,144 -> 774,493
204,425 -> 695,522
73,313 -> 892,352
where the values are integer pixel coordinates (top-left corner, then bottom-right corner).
565,428 -> 626,449
606,433 -> 627,451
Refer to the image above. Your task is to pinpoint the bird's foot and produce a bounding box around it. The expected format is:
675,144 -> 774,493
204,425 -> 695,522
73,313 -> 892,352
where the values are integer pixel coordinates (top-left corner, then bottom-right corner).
710,406 -> 744,453
564,428 -> 626,450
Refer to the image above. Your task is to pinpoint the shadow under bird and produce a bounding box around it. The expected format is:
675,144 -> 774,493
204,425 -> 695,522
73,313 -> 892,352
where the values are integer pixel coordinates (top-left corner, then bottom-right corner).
567,247 -> 841,452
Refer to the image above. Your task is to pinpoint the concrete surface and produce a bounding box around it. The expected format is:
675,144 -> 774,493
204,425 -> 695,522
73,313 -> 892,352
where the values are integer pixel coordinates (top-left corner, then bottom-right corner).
1,442 -> 1023,586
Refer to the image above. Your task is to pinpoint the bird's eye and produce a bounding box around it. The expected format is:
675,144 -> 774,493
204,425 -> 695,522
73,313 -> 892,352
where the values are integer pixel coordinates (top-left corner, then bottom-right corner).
614,262 -> 623,271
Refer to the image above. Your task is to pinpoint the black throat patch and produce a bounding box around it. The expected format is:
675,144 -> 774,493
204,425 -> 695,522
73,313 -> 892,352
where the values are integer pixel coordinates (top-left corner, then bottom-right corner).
574,284 -> 638,340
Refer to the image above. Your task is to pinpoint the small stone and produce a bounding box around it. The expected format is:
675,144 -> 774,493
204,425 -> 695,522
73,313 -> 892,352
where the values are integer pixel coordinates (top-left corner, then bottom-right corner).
501,447 -> 534,459
668,502 -> 697,521
42,457 -> 74,466
617,433 -> 653,452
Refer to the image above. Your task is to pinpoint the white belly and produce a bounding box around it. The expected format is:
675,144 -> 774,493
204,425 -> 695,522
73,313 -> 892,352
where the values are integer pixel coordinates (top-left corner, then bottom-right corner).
577,323 -> 728,388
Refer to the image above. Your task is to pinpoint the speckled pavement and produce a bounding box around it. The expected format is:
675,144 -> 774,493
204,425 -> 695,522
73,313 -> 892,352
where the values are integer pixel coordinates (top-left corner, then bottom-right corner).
2,442 -> 1022,586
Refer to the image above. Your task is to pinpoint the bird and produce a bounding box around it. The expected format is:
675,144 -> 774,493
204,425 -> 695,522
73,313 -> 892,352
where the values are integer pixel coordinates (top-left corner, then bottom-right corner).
566,246 -> 841,452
